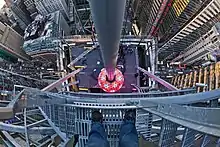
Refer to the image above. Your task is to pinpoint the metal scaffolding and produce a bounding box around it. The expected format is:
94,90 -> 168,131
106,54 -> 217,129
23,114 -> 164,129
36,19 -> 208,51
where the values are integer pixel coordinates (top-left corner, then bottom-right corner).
0,68 -> 219,146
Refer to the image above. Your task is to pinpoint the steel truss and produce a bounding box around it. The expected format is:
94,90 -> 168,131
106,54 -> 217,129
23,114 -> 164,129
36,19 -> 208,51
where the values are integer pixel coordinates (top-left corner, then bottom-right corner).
0,65 -> 220,146
0,87 -> 219,146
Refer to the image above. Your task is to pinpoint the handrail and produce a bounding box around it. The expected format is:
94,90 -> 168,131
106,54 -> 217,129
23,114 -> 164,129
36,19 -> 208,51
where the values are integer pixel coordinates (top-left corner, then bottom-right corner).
141,102 -> 220,137
41,67 -> 86,92
0,90 -> 25,120
0,122 -> 54,134
21,88 -> 219,108
137,67 -> 179,91
7,90 -> 25,108
62,88 -> 195,98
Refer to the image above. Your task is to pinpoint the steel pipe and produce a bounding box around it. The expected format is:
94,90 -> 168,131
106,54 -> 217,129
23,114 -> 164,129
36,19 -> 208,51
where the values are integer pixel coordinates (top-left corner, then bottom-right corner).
88,0 -> 126,80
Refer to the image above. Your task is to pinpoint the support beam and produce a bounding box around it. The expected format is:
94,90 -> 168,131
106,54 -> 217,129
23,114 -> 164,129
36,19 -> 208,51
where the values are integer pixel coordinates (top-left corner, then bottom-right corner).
203,67 -> 208,92
42,67 -> 86,91
0,68 -> 43,82
23,88 -> 220,107
141,103 -> 220,137
193,71 -> 197,87
137,67 -> 179,91
67,49 -> 93,70
38,107 -> 67,141
72,2 -> 86,34
16,109 -> 40,116
24,108 -> 30,147
209,65 -> 214,91
27,119 -> 47,128
188,72 -> 193,88
198,68 -> 203,92
147,0 -> 171,38
215,62 -> 220,89
180,75 -> 184,89
159,119 -> 178,147
1,131 -> 22,147
17,133 -> 40,146
7,90 -> 24,108
0,122 -> 55,134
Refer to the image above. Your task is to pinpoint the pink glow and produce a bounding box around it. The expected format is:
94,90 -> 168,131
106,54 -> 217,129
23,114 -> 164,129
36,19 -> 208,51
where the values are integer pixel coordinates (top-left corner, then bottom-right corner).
98,68 -> 124,93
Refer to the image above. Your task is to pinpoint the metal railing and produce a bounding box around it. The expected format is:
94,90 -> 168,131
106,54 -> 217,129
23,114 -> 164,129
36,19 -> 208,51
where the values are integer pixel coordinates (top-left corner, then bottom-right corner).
0,86 -> 220,146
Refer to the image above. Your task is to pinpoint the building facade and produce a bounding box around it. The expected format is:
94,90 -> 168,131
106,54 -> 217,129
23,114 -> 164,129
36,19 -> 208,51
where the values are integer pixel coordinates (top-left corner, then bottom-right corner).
23,0 -> 38,19
0,22 -> 29,61
35,0 -> 69,20
10,0 -> 32,30
23,11 -> 70,53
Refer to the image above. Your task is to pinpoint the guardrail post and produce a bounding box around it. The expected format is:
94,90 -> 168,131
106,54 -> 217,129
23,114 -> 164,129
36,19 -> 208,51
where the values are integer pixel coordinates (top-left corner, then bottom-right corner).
181,128 -> 197,147
180,75 -> 184,89
198,68 -> 203,92
136,109 -> 153,141
177,76 -> 181,88
203,67 -> 208,92
209,64 -> 214,91
173,76 -> 178,87
158,119 -> 178,147
188,72 -> 193,88
201,135 -> 210,147
193,70 -> 197,87
184,74 -> 188,88
215,62 -> 220,89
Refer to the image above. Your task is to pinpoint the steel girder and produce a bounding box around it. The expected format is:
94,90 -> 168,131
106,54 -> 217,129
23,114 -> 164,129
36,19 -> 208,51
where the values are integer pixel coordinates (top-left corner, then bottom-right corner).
141,102 -> 220,137
5,88 -> 219,136
0,89 -> 219,146
21,88 -> 218,107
